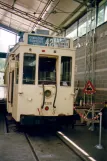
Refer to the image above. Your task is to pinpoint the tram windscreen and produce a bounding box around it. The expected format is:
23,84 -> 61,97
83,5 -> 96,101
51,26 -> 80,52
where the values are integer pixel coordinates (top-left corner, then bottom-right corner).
38,57 -> 56,84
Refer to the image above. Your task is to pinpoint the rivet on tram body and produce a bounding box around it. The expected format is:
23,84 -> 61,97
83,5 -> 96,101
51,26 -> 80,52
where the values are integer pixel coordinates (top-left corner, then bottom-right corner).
54,50 -> 56,53
29,48 -> 32,51
27,98 -> 32,101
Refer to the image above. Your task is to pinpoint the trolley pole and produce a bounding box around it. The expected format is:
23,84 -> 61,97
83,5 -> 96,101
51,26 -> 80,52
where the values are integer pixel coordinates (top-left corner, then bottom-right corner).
95,112 -> 103,149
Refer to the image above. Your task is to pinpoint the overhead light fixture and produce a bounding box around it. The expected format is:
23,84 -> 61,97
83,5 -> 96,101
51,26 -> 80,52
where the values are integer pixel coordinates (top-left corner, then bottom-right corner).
76,43 -> 81,48
51,10 -> 57,14
42,1 -> 54,19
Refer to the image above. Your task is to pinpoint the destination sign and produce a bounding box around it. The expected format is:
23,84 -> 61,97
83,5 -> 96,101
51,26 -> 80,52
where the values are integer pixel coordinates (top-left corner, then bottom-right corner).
28,35 -> 70,48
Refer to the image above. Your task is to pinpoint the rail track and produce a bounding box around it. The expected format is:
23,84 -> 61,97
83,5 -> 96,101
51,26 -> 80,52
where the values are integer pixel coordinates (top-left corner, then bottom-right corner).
5,115 -> 84,161
25,133 -> 40,161
24,132 -> 83,161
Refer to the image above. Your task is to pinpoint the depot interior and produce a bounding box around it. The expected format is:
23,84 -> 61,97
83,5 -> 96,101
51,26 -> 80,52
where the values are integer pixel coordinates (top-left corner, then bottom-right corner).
0,0 -> 107,161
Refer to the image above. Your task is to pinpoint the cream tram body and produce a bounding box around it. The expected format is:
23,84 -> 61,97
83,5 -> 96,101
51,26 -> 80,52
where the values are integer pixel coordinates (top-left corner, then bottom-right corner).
5,33 -> 75,125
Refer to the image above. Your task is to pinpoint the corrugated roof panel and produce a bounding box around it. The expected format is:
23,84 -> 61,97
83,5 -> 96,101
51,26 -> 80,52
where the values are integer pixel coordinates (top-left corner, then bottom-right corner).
0,0 -> 83,33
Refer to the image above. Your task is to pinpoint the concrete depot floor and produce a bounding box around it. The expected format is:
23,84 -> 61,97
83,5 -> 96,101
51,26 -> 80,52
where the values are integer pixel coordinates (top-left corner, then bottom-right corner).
27,133 -> 82,161
0,133 -> 36,161
0,110 -> 82,161
0,108 -> 106,161
0,126 -> 106,161
0,132 -> 83,161
61,125 -> 107,161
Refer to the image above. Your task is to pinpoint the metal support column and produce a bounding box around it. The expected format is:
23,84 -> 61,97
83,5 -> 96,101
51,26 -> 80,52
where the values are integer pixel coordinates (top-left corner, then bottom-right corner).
84,0 -> 96,104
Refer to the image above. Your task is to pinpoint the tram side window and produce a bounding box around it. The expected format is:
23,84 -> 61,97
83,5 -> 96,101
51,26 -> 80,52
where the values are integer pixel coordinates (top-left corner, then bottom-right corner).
16,54 -> 19,84
60,56 -> 72,86
23,53 -> 36,84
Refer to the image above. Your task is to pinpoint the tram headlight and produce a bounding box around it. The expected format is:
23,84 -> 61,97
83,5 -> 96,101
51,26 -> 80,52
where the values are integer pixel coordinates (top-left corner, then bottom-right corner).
44,90 -> 51,98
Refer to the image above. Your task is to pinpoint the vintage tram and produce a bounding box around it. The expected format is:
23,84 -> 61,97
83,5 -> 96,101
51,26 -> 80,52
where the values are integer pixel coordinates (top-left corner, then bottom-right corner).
4,32 -> 75,126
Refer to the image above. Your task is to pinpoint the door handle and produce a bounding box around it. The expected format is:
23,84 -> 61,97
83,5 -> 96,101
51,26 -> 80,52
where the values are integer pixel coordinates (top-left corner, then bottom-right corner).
70,93 -> 75,95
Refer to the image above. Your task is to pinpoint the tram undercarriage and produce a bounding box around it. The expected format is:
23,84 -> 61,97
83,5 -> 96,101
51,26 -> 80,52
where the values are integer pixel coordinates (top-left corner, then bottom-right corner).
20,115 -> 75,127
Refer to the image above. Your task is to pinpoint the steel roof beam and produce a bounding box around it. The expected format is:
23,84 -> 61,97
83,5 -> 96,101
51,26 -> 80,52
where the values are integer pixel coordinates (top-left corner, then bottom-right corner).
32,0 -> 53,31
73,0 -> 97,7
12,0 -> 17,7
0,23 -> 19,33
0,0 -> 61,33
73,0 -> 89,7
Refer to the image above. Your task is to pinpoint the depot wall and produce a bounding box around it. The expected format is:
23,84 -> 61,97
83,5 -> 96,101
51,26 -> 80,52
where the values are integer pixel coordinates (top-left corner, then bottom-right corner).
74,22 -> 107,103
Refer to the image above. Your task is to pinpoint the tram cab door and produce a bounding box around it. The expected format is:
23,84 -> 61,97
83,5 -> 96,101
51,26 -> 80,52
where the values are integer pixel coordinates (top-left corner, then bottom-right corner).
38,56 -> 57,115
38,56 -> 57,85
8,70 -> 14,107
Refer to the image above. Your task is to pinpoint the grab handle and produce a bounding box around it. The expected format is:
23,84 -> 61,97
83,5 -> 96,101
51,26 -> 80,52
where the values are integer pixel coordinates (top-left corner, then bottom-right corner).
41,84 -> 45,109
53,84 -> 57,108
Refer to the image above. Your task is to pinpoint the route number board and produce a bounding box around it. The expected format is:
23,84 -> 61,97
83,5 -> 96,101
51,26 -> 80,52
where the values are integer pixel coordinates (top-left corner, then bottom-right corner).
28,35 -> 70,48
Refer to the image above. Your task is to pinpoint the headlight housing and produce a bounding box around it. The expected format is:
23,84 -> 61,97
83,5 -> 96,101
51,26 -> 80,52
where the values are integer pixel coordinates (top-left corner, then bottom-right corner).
44,90 -> 51,98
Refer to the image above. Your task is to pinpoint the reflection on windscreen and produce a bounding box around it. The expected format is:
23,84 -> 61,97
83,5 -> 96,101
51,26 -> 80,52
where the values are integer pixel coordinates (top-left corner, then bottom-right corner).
38,57 -> 56,84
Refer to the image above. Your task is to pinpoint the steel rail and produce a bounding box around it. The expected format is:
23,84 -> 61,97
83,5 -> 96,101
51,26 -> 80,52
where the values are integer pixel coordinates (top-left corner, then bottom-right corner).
25,133 -> 40,161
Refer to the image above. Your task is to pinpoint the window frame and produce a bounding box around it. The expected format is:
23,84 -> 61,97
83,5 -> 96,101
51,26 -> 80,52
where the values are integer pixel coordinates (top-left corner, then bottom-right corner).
15,54 -> 20,84
38,56 -> 57,85
66,1 -> 107,41
97,4 -> 105,26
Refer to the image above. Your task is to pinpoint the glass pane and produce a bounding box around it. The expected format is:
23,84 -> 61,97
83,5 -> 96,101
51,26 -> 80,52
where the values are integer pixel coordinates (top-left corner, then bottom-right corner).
66,22 -> 77,40
38,57 -> 56,85
16,54 -> 19,84
78,22 -> 86,37
0,58 -> 6,72
23,53 -> 36,84
105,5 -> 107,21
66,29 -> 77,40
78,11 -> 96,37
97,5 -> 105,26
60,57 -> 72,86
0,72 -> 4,85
